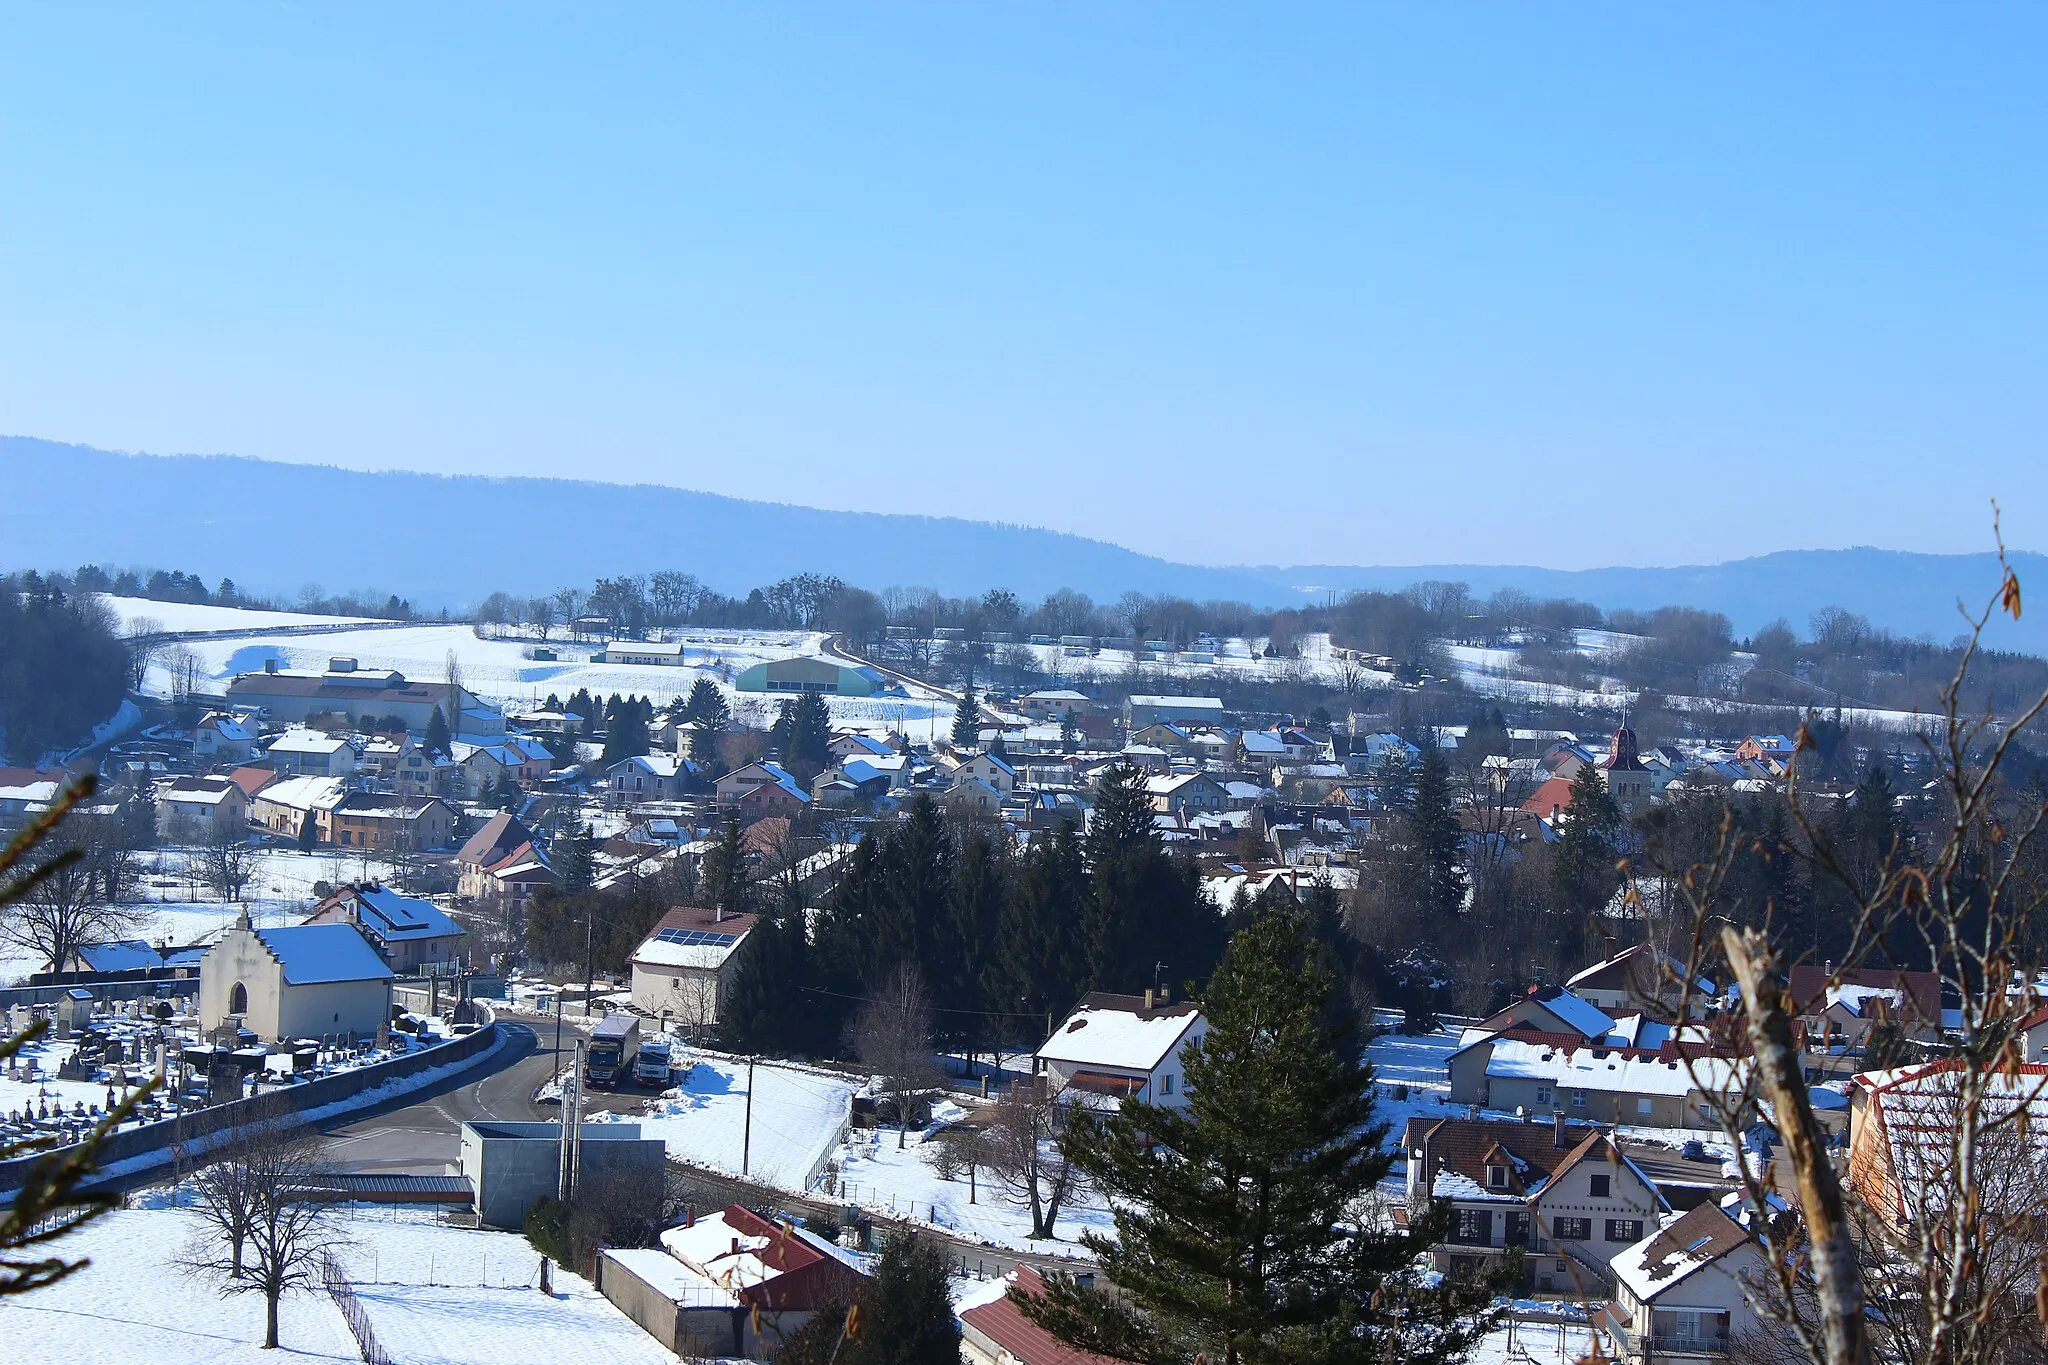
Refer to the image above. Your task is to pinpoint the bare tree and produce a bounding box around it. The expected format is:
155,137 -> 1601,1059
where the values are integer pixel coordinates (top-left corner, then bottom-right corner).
200,829 -> 257,902
1651,524 -> 2048,1365
0,800 -> 145,972
528,596 -> 557,643
182,1117 -> 346,1350
852,964 -> 942,1148
123,616 -> 164,691
984,1076 -> 1084,1240
163,643 -> 204,701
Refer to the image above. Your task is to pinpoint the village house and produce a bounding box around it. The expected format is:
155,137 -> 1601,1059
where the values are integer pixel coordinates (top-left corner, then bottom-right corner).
191,711 -> 259,764
628,905 -> 758,1036
600,1203 -> 868,1359
1599,1203 -> 1769,1364
1145,772 -> 1230,815
264,727 -> 358,778
960,1267 -> 1121,1365
457,735 -> 554,794
1846,1059 -> 2048,1240
155,774 -> 250,842
304,883 -> 468,974
1791,964 -> 1943,1066
946,750 -> 1018,797
456,812 -> 555,907
249,774 -> 348,843
714,760 -> 803,807
389,734 -> 465,799
1403,1114 -> 1670,1293
608,752 -> 697,801
1567,943 -> 1714,1019
1034,991 -> 1207,1109
326,792 -> 456,853
198,910 -> 394,1041
1018,689 -> 1090,723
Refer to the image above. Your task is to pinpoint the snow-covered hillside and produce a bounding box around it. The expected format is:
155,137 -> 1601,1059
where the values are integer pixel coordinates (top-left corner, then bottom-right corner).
97,594 -> 381,634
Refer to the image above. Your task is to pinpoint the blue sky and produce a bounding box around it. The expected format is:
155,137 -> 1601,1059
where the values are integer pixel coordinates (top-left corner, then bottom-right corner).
3,5 -> 2043,568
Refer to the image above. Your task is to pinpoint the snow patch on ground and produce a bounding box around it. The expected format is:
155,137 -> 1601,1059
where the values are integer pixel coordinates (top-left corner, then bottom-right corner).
600,1049 -> 859,1191
830,1122 -> 1110,1260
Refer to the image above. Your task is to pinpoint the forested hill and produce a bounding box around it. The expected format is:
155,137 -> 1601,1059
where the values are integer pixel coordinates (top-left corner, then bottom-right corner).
7,435 -> 2044,654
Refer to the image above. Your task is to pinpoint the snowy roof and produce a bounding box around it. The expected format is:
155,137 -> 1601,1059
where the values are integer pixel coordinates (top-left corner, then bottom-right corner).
160,785 -> 236,808
252,775 -> 348,811
603,1248 -> 740,1308
267,728 -> 350,755
1532,990 -> 1617,1040
1610,1204 -> 1752,1303
198,713 -> 255,741
347,886 -> 465,941
1240,732 -> 1286,754
632,906 -> 755,971
1128,695 -> 1224,709
1036,996 -> 1205,1073
1485,1038 -> 1748,1099
251,924 -> 395,985
1026,690 -> 1089,701
72,940 -> 167,973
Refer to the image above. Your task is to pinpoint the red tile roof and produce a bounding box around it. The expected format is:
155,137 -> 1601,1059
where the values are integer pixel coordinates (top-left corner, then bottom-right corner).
960,1267 -> 1121,1365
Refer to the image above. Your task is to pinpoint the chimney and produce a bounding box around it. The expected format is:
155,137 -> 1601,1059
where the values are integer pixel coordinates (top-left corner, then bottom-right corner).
1143,989 -> 1155,1009
1160,983 -> 1171,1004
1554,1111 -> 1568,1148
265,658 -> 278,674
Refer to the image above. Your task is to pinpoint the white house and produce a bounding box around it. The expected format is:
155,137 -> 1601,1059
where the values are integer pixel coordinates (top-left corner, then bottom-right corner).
1034,991 -> 1207,1108
155,775 -> 249,842
1601,1203 -> 1768,1364
198,912 -> 394,1041
627,905 -> 756,1035
192,712 -> 259,764
265,727 -> 358,778
608,752 -> 697,801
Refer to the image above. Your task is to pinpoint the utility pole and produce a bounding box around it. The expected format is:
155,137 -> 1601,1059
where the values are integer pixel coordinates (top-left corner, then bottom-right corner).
583,908 -> 596,1009
553,988 -> 564,1059
741,1056 -> 755,1177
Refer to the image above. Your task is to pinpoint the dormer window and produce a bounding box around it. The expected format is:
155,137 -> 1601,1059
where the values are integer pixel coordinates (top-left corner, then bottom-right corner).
1487,1164 -> 1508,1189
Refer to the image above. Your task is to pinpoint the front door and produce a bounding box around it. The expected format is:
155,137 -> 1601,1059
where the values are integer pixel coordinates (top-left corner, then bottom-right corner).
1504,1213 -> 1529,1248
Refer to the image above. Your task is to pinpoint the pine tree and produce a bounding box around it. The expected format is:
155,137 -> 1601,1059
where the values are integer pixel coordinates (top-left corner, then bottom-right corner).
1082,763 -> 1221,992
1397,744 -> 1467,919
700,818 -> 750,920
990,822 -> 1089,1030
942,816 -> 1010,1052
1023,908 -> 1509,1365
717,890 -> 815,1056
423,704 -> 452,757
602,700 -> 650,763
952,685 -> 980,749
683,679 -> 731,765
554,823 -> 595,897
1550,762 -> 1623,915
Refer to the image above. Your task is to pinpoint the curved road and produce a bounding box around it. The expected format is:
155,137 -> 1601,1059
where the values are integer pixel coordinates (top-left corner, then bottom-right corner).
316,1016 -> 1091,1279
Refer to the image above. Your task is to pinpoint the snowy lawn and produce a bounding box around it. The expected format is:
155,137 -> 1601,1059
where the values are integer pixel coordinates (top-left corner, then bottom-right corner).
3,1202 -> 670,1365
0,1208 -> 359,1364
829,1121 -> 1111,1260
602,1049 -> 858,1190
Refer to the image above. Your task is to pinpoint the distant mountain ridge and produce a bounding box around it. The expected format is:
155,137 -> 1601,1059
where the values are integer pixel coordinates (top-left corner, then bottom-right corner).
6,436 -> 2041,655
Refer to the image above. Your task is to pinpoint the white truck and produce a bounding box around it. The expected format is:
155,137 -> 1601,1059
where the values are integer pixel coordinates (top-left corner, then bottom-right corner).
585,1014 -> 641,1088
632,1035 -> 675,1088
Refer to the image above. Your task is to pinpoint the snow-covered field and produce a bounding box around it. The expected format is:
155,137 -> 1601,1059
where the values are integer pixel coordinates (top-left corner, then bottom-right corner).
600,1049 -> 859,1190
98,595 -> 381,634
830,1118 -> 1112,1258
0,1203 -> 671,1365
138,621 -> 961,733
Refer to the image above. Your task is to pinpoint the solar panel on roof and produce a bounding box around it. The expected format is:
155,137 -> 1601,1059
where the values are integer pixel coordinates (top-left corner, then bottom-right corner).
655,927 -> 737,947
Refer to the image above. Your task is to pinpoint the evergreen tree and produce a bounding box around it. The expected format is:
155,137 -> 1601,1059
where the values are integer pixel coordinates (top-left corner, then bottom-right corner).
683,679 -> 732,765
717,887 -> 816,1055
811,833 -> 890,1034
879,795 -> 953,974
700,818 -> 750,920
1082,764 -> 1221,992
422,704 -> 452,757
554,823 -> 595,896
779,1232 -> 960,1365
952,684 -> 980,749
1550,763 -> 1623,915
602,700 -> 651,763
990,823 -> 1089,1031
1395,744 -> 1467,919
295,812 -> 318,854
942,816 -> 1010,1050
1024,908 -> 1508,1365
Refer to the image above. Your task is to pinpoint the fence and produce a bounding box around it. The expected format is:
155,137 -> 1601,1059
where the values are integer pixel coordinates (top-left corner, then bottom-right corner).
321,1253 -> 393,1365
